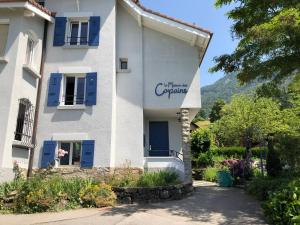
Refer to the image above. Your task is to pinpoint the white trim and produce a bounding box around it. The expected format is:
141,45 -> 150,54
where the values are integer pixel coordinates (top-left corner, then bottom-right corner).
57,105 -> 86,110
58,67 -> 91,74
63,12 -> 93,18
23,64 -> 41,79
53,133 -> 88,141
0,57 -> 8,63
0,19 -> 9,24
117,69 -> 131,73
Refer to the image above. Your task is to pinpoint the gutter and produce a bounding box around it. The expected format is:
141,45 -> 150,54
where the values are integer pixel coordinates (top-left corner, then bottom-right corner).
27,20 -> 48,178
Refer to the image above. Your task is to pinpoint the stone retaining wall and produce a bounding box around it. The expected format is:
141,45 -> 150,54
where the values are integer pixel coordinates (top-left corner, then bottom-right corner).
112,183 -> 194,204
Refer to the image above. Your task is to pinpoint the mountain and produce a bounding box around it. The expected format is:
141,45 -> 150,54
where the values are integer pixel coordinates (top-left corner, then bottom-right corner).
200,73 -> 262,118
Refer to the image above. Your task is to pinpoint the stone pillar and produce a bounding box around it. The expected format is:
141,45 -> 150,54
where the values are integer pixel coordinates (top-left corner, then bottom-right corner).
181,108 -> 192,184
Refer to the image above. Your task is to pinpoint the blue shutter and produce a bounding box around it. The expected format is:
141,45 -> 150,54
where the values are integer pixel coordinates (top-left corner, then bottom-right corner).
41,141 -> 56,168
88,16 -> 100,46
53,17 -> 67,46
85,72 -> 97,106
81,140 -> 95,168
47,73 -> 62,107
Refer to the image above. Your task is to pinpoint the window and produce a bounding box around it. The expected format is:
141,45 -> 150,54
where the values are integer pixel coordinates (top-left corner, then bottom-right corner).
26,38 -> 35,66
120,58 -> 128,70
59,142 -> 81,166
0,23 -> 9,57
62,75 -> 85,105
67,20 -> 88,45
14,99 -> 34,145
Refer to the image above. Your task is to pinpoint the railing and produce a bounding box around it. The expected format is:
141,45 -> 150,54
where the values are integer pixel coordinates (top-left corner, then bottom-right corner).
146,149 -> 183,161
66,36 -> 88,46
61,94 -> 85,105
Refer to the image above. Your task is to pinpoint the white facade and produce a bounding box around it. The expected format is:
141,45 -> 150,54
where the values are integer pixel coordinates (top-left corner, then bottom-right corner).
0,0 -> 211,178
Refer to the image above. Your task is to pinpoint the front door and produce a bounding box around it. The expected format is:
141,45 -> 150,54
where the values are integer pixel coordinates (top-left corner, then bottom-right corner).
149,121 -> 169,157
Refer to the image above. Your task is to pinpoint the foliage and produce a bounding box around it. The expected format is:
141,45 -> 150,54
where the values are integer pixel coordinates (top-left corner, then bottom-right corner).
136,170 -> 180,188
193,109 -> 206,122
211,0 -> 300,84
195,151 -> 214,168
203,167 -> 219,182
212,146 -> 267,159
209,99 -> 226,123
79,182 -> 116,208
263,180 -> 300,225
266,138 -> 282,177
221,159 -> 252,181
212,95 -> 289,146
191,127 -> 215,157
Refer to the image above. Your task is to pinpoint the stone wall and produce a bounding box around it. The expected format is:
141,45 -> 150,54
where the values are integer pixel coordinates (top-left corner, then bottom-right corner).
112,183 -> 194,204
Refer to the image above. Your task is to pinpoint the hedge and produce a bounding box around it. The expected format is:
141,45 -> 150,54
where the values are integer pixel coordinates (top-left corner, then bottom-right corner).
212,146 -> 267,159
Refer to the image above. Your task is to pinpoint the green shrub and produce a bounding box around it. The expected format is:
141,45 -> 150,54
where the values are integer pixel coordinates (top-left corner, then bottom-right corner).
203,167 -> 218,182
195,151 -> 214,168
266,139 -> 282,177
263,180 -> 300,225
191,128 -> 214,157
212,146 -> 267,159
79,182 -> 116,208
136,170 -> 180,187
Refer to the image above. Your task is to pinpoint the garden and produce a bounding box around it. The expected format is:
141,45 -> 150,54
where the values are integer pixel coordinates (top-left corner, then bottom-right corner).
0,163 -> 181,214
191,73 -> 300,225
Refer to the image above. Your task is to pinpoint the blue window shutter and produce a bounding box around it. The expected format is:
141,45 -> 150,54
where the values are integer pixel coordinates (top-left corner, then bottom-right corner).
88,16 -> 100,46
53,17 -> 67,46
81,140 -> 95,168
41,141 -> 56,168
85,72 -> 97,106
47,73 -> 62,107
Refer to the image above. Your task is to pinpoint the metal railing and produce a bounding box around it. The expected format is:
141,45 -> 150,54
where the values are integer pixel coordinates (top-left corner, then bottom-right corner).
66,36 -> 88,46
61,94 -> 85,105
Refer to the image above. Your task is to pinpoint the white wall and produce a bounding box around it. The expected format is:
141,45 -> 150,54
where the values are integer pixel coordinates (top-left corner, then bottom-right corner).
35,0 -> 117,168
0,10 -> 44,169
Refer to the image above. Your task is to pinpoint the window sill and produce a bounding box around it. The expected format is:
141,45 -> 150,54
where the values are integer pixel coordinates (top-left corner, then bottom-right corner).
23,64 -> 41,79
62,45 -> 90,49
0,57 -> 8,63
57,105 -> 86,110
117,69 -> 131,73
12,140 -> 33,149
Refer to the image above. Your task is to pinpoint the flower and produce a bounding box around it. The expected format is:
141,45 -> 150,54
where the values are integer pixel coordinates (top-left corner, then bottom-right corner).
58,149 -> 68,158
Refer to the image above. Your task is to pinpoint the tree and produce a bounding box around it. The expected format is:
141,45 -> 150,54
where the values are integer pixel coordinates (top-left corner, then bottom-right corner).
212,95 -> 289,146
209,99 -> 225,122
210,0 -> 300,84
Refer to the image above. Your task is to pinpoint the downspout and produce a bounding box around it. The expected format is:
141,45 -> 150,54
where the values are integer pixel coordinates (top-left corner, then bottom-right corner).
27,20 -> 48,178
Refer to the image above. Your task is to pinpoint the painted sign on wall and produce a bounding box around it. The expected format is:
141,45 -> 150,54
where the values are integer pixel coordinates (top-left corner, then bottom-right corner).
155,82 -> 188,99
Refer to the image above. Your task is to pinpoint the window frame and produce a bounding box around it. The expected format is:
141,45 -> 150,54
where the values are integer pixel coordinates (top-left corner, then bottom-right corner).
66,18 -> 89,46
58,141 -> 82,166
61,74 -> 86,106
0,21 -> 9,58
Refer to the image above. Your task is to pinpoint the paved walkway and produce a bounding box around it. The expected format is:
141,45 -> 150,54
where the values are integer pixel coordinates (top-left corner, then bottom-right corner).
0,181 -> 267,225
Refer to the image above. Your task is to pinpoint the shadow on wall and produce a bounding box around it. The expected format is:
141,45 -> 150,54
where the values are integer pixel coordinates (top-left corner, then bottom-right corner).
22,70 -> 37,88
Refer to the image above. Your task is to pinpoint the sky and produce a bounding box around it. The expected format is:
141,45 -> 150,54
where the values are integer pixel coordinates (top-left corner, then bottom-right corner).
140,0 -> 238,87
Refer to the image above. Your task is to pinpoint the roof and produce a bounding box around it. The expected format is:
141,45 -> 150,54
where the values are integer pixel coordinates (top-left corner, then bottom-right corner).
130,0 -> 212,35
0,0 -> 54,17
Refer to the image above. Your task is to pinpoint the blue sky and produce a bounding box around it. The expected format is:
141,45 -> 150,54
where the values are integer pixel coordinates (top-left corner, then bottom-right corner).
140,0 -> 238,87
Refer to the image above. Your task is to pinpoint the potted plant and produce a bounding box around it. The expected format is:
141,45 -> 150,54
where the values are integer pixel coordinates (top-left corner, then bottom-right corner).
217,166 -> 233,187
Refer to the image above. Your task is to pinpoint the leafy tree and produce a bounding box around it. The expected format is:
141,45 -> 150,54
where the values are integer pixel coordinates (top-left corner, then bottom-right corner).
210,0 -> 300,84
191,128 -> 215,157
209,99 -> 226,122
212,95 -> 289,146
193,109 -> 207,122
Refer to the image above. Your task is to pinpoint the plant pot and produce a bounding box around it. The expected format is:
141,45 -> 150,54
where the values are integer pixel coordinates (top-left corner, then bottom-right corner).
217,171 -> 233,187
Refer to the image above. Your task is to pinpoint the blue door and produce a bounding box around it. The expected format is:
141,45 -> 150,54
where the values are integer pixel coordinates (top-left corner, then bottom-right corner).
149,122 -> 169,157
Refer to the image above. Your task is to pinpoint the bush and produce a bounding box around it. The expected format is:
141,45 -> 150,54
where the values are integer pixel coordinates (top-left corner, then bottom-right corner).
266,139 -> 282,177
136,170 -> 180,187
263,180 -> 300,225
212,146 -> 267,159
195,151 -> 214,168
203,167 -> 218,182
191,128 -> 214,157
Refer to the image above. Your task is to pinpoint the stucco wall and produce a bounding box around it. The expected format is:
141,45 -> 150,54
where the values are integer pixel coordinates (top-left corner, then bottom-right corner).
143,27 -> 201,110
114,3 -> 144,168
0,10 -> 44,169
35,0 -> 117,168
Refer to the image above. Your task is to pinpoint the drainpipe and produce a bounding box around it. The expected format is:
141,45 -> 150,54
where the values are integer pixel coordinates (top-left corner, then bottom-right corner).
27,20 -> 48,178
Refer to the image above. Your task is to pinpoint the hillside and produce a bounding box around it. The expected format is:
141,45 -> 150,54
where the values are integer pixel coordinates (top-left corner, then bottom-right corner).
201,73 -> 262,118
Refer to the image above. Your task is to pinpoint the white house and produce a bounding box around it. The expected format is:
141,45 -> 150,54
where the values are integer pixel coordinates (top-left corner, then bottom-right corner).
0,0 -> 212,182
